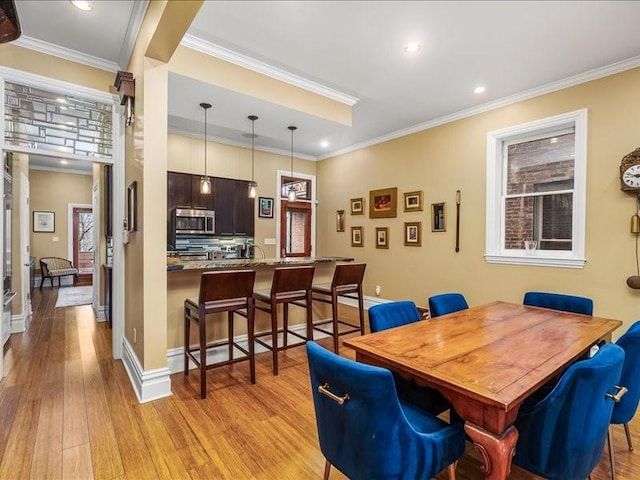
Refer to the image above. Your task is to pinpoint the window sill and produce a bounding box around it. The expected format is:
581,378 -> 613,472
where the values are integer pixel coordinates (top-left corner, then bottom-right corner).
484,254 -> 586,269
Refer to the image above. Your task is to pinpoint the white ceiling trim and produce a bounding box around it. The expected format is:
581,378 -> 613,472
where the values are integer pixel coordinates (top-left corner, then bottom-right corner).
117,0 -> 149,70
12,35 -> 119,73
318,54 -> 640,161
168,126 -> 317,162
180,34 -> 360,107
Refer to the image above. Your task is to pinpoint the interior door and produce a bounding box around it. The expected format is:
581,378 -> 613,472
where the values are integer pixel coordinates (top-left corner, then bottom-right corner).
20,172 -> 31,321
280,200 -> 311,257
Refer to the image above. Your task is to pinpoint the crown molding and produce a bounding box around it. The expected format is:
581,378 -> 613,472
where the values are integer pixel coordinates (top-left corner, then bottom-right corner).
168,126 -> 317,162
318,54 -> 640,160
117,0 -> 149,69
180,34 -> 359,107
12,35 -> 119,73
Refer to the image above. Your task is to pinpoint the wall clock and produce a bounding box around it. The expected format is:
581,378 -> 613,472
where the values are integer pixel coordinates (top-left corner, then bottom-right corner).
620,147 -> 640,192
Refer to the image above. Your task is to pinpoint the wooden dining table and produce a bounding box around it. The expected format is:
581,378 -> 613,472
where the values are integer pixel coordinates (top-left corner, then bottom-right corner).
343,301 -> 623,480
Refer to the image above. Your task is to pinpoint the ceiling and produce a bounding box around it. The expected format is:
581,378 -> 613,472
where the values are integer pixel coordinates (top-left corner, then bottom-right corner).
11,0 -> 640,171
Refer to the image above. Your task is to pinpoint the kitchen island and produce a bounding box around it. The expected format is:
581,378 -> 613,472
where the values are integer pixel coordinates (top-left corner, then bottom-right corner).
166,256 -> 356,365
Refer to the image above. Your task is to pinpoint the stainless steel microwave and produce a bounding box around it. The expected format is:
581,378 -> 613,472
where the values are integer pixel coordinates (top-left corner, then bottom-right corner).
171,208 -> 215,235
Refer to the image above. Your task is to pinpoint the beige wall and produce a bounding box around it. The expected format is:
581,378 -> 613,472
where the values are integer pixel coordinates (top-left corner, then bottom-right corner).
168,133 -> 317,258
30,170 -> 93,271
317,67 -> 640,337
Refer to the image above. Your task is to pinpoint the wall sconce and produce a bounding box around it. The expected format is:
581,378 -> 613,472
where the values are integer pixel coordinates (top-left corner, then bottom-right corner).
115,70 -> 135,127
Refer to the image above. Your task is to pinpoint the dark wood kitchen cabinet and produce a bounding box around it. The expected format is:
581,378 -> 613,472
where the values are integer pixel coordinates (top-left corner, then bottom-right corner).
213,177 -> 254,236
167,171 -> 214,211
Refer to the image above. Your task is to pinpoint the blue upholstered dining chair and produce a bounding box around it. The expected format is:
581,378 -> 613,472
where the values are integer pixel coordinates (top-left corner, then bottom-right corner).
523,291 -> 593,315
608,320 -> 640,480
428,292 -> 469,318
368,301 -> 450,415
513,343 -> 625,480
306,341 -> 466,480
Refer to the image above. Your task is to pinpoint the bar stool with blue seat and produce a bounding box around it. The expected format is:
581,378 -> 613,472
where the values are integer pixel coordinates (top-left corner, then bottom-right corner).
184,269 -> 256,399
523,291 -> 593,315
513,343 -> 625,480
306,341 -> 465,480
254,265 -> 315,376
428,292 -> 469,318
311,263 -> 366,353
607,320 -> 640,480
368,300 -> 450,415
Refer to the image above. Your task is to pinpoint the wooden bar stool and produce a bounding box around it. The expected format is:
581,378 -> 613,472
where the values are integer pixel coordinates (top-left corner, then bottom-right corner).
253,265 -> 315,375
312,263 -> 366,353
184,269 -> 256,399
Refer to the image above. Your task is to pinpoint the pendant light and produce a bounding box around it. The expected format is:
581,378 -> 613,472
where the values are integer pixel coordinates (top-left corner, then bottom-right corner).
247,115 -> 258,198
288,125 -> 297,201
199,102 -> 212,194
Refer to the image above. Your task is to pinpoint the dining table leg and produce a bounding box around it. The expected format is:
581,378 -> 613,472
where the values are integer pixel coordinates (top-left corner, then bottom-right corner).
464,422 -> 518,480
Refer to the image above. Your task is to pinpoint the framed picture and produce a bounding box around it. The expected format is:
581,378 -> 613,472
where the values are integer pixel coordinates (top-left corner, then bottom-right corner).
351,226 -> 364,247
376,227 -> 389,249
127,181 -> 137,232
432,202 -> 446,232
33,211 -> 55,233
404,222 -> 422,247
350,197 -> 364,215
258,197 -> 274,218
336,210 -> 345,232
403,190 -> 423,212
369,187 -> 398,218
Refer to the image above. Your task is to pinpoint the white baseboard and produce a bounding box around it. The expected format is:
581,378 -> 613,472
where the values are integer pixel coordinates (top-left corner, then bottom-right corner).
338,293 -> 390,310
11,313 -> 26,333
95,305 -> 106,323
122,338 -> 172,403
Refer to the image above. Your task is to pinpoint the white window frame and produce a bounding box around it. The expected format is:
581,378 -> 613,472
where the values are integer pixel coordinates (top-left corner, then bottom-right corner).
485,109 -> 587,268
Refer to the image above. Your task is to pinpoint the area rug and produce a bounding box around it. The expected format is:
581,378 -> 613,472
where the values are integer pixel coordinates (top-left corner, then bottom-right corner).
55,286 -> 93,308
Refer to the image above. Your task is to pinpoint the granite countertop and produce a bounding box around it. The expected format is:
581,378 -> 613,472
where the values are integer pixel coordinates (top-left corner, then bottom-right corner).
167,256 -> 354,271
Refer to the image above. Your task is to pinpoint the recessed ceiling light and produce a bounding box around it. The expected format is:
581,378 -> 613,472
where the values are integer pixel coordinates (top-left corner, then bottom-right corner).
70,1 -> 93,11
473,86 -> 486,94
60,160 -> 69,165
320,140 -> 329,148
403,42 -> 422,54
550,137 -> 558,144
56,98 -> 66,103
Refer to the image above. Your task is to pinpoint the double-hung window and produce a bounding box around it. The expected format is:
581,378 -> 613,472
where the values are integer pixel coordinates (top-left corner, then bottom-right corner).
485,109 -> 587,268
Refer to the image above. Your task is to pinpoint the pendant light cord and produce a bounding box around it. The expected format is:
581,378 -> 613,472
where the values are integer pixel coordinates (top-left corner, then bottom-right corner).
251,119 -> 255,181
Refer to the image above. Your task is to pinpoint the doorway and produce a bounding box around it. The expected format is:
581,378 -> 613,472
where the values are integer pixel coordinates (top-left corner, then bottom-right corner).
280,201 -> 311,257
72,206 -> 93,286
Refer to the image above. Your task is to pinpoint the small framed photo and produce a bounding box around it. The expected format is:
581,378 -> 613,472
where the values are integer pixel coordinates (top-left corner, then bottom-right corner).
258,197 -> 274,218
403,190 -> 423,212
336,210 -> 345,232
127,181 -> 137,232
431,202 -> 446,232
369,187 -> 398,218
351,226 -> 364,247
33,211 -> 55,233
350,197 -> 364,215
404,222 -> 422,247
376,227 -> 389,249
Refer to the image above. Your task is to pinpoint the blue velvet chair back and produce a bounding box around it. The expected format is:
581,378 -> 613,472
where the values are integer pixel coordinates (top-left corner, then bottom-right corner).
523,291 -> 593,315
306,341 -> 465,480
513,343 -> 625,480
368,300 -> 421,333
611,320 -> 640,425
428,292 -> 469,317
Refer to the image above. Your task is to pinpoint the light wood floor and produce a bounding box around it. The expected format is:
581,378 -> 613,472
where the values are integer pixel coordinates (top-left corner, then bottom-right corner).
0,288 -> 637,479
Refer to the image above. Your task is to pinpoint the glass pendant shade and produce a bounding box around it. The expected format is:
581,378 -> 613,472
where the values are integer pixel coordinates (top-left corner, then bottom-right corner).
288,125 -> 297,201
200,102 -> 212,194
248,115 -> 258,198
248,181 -> 258,198
200,176 -> 211,194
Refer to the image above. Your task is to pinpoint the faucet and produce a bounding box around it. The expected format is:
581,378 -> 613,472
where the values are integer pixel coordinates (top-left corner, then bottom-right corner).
250,245 -> 266,259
